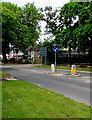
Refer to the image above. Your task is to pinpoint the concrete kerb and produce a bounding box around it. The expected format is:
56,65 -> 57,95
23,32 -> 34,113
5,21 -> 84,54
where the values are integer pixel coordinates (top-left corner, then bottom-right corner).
3,76 -> 18,81
51,72 -> 81,77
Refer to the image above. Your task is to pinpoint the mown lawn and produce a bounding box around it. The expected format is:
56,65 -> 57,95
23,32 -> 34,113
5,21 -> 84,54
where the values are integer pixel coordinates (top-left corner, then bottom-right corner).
32,65 -> 92,72
2,80 -> 91,118
0,81 -> 2,119
0,72 -> 11,78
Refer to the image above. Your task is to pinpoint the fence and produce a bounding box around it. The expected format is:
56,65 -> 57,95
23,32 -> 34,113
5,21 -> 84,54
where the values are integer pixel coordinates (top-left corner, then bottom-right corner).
47,50 -> 92,65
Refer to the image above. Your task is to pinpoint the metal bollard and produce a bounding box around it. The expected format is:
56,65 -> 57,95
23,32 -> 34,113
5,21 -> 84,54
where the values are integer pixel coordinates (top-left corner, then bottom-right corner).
51,64 -> 55,73
71,65 -> 76,75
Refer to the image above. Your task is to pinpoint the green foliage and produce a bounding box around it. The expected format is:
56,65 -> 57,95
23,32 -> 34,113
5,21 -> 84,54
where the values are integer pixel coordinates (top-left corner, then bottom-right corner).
0,72 -> 11,77
58,2 -> 92,53
2,2 -> 43,62
43,2 -> 92,57
2,2 -> 21,62
16,3 -> 43,55
43,6 -> 60,46
2,1 -> 92,64
32,65 -> 92,71
8,58 -> 16,63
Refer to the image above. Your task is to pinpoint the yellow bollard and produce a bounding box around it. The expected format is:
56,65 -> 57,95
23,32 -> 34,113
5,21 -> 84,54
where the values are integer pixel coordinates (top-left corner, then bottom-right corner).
71,65 -> 76,74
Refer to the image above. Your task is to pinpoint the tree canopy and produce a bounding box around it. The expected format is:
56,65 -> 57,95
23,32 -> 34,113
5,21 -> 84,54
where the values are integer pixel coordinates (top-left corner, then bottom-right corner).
2,1 -> 92,63
2,2 -> 20,62
43,2 -> 92,55
15,3 -> 43,55
2,2 -> 43,62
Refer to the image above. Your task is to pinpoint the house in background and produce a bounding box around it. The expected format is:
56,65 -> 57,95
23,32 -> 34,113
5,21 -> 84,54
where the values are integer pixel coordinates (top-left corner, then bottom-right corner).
0,50 -> 24,60
0,47 -> 41,64
0,54 -> 9,59
9,49 -> 24,59
29,49 -> 41,64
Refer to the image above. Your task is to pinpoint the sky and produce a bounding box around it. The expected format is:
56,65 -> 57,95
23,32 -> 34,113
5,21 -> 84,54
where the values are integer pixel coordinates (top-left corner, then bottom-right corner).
2,0 -> 70,8
2,0 -> 70,42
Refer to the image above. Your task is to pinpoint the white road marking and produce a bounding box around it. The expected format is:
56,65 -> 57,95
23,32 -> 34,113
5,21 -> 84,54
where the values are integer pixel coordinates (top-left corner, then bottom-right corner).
0,65 -> 11,68
84,77 -> 91,79
85,80 -> 90,83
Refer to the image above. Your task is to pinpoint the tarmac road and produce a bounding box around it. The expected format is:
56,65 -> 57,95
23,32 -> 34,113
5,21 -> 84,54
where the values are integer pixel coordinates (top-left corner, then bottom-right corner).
1,64 -> 91,106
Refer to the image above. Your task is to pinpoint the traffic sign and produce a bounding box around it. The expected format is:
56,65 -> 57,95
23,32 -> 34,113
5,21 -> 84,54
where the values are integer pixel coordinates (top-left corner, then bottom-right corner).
53,47 -> 58,52
40,48 -> 47,57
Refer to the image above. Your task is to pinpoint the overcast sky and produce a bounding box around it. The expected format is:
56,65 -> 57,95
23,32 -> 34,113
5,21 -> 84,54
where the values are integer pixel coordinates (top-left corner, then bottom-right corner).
2,0 -> 70,8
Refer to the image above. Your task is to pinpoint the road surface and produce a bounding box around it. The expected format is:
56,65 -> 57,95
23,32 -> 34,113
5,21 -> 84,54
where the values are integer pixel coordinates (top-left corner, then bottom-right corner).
1,64 -> 91,106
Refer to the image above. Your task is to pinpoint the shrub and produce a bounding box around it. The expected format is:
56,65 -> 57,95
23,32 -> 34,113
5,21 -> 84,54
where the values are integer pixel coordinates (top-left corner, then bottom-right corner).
8,58 -> 16,63
21,59 -> 32,64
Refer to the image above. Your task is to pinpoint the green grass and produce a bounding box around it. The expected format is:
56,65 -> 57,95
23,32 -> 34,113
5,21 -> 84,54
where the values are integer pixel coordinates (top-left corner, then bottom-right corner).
4,63 -> 20,65
57,66 -> 92,72
32,65 -> 92,72
2,80 -> 91,118
0,81 -> 2,119
0,72 -> 11,78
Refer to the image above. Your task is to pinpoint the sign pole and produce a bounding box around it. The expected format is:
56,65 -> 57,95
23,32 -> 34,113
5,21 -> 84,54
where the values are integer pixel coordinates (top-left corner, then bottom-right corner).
41,56 -> 43,65
45,57 -> 46,66
40,48 -> 47,65
53,46 -> 58,72
55,52 -> 56,72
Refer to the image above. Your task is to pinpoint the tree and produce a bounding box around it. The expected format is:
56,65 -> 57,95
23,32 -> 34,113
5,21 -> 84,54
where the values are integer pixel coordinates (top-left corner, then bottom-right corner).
42,2 -> 92,64
13,2 -> 43,55
2,2 -> 43,62
58,2 -> 92,54
43,2 -> 92,52
43,6 -> 62,46
2,2 -> 20,62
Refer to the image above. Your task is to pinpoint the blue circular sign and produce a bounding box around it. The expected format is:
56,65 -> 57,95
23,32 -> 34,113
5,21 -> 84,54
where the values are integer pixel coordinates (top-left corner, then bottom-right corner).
53,47 -> 58,52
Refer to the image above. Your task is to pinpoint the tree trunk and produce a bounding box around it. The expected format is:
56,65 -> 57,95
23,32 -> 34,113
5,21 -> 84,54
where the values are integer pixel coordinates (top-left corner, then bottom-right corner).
69,47 -> 71,64
2,50 -> 8,63
88,39 -> 92,64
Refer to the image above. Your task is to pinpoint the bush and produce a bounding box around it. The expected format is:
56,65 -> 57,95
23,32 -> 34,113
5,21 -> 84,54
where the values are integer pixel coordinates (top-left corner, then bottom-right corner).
0,59 -> 4,63
8,58 -> 32,64
80,65 -> 87,68
21,59 -> 32,64
8,58 -> 16,63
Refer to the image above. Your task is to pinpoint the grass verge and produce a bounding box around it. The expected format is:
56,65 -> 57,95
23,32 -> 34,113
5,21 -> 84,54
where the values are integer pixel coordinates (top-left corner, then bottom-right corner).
0,72 -> 11,78
0,81 -> 2,119
2,80 -> 91,118
32,65 -> 92,72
